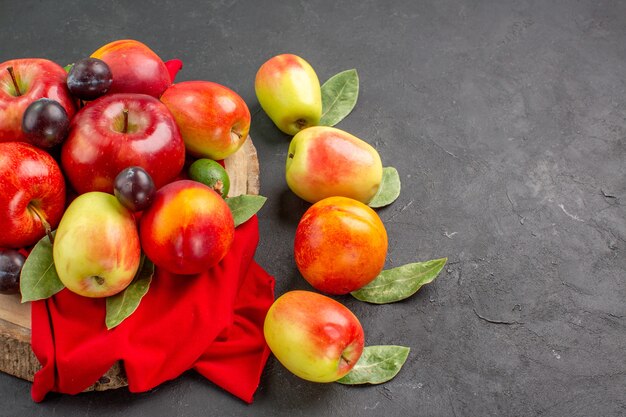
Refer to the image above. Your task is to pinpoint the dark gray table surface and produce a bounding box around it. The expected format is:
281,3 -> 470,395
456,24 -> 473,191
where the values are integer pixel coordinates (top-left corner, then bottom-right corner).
1,1 -> 625,416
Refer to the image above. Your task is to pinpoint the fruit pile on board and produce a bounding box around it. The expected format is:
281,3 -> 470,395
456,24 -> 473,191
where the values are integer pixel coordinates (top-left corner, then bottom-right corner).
0,42 -> 447,392
0,39 -> 259,325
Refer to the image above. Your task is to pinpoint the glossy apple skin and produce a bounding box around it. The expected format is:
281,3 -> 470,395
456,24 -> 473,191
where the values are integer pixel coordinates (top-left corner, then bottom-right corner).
91,39 -> 171,98
255,54 -> 321,135
286,126 -> 383,204
139,180 -> 234,275
295,196 -> 388,295
61,93 -> 185,194
160,81 -> 251,160
0,59 -> 76,143
263,290 -> 365,382
53,192 -> 141,298
0,142 -> 66,248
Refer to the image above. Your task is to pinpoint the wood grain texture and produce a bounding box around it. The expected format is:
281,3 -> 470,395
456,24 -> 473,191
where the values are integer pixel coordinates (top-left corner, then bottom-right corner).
0,137 -> 259,390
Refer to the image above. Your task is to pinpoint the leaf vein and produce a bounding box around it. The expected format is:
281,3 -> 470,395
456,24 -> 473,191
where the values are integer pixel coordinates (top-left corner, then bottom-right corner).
321,81 -> 350,120
32,263 -> 55,290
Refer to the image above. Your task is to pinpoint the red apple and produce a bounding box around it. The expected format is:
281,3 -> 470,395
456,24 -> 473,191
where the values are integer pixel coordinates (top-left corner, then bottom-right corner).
0,142 -> 66,248
90,39 -> 172,98
61,93 -> 185,195
160,81 -> 251,160
0,59 -> 76,143
263,290 -> 365,382
139,180 -> 234,275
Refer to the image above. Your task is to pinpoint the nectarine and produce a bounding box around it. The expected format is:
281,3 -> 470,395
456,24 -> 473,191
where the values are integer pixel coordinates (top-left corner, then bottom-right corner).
294,196 -> 388,294
139,180 -> 234,275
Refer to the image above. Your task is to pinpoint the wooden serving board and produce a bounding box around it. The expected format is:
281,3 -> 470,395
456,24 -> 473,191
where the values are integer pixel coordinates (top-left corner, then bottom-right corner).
0,136 -> 260,391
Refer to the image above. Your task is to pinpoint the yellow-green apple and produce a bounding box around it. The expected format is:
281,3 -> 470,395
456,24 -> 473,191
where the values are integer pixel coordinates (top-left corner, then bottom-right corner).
295,196 -> 388,295
53,192 -> 141,298
160,81 -> 251,160
255,54 -> 321,135
263,290 -> 365,382
286,126 -> 383,203
90,39 -> 171,98
139,180 -> 234,275
0,142 -> 65,248
61,93 -> 185,194
0,59 -> 76,143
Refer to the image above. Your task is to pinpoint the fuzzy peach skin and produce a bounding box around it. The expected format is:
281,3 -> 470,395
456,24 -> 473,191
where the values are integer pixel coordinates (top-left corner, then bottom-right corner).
160,81 -> 251,160
294,196 -> 388,295
255,54 -> 321,135
0,58 -> 76,142
53,192 -> 141,298
139,180 -> 234,275
91,39 -> 171,97
263,290 -> 365,382
286,126 -> 383,204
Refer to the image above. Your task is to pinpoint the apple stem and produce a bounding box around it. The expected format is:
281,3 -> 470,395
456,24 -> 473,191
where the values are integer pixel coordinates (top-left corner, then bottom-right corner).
340,354 -> 351,367
6,67 -> 22,96
28,203 -> 54,244
295,119 -> 307,130
122,108 -> 129,133
288,153 -> 294,159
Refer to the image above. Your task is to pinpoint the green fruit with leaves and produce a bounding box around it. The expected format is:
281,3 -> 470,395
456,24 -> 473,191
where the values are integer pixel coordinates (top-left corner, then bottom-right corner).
255,54 -> 322,135
188,158 -> 230,197
53,192 -> 141,298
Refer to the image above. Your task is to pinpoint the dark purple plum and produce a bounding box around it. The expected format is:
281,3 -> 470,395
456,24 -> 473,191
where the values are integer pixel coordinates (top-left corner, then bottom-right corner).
0,249 -> 26,295
22,98 -> 70,148
114,166 -> 156,212
66,57 -> 113,100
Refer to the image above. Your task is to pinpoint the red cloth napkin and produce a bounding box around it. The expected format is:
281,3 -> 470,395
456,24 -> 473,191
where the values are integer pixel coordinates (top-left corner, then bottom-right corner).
164,59 -> 183,83
30,215 -> 275,403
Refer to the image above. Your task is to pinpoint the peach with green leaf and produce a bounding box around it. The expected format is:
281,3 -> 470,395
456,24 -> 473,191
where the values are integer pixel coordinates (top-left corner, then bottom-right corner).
286,126 -> 383,204
294,196 -> 388,295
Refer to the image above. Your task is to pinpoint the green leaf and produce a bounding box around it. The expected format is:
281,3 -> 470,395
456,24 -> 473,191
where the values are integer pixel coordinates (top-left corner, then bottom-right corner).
63,63 -> 74,73
226,194 -> 267,227
351,258 -> 447,304
368,167 -> 401,208
20,232 -> 64,302
337,345 -> 410,385
320,69 -> 359,126
105,256 -> 154,330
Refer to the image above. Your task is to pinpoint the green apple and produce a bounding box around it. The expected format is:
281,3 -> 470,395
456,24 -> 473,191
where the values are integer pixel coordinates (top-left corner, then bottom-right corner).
263,290 -> 365,382
285,126 -> 383,203
53,192 -> 141,298
255,54 -> 321,135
